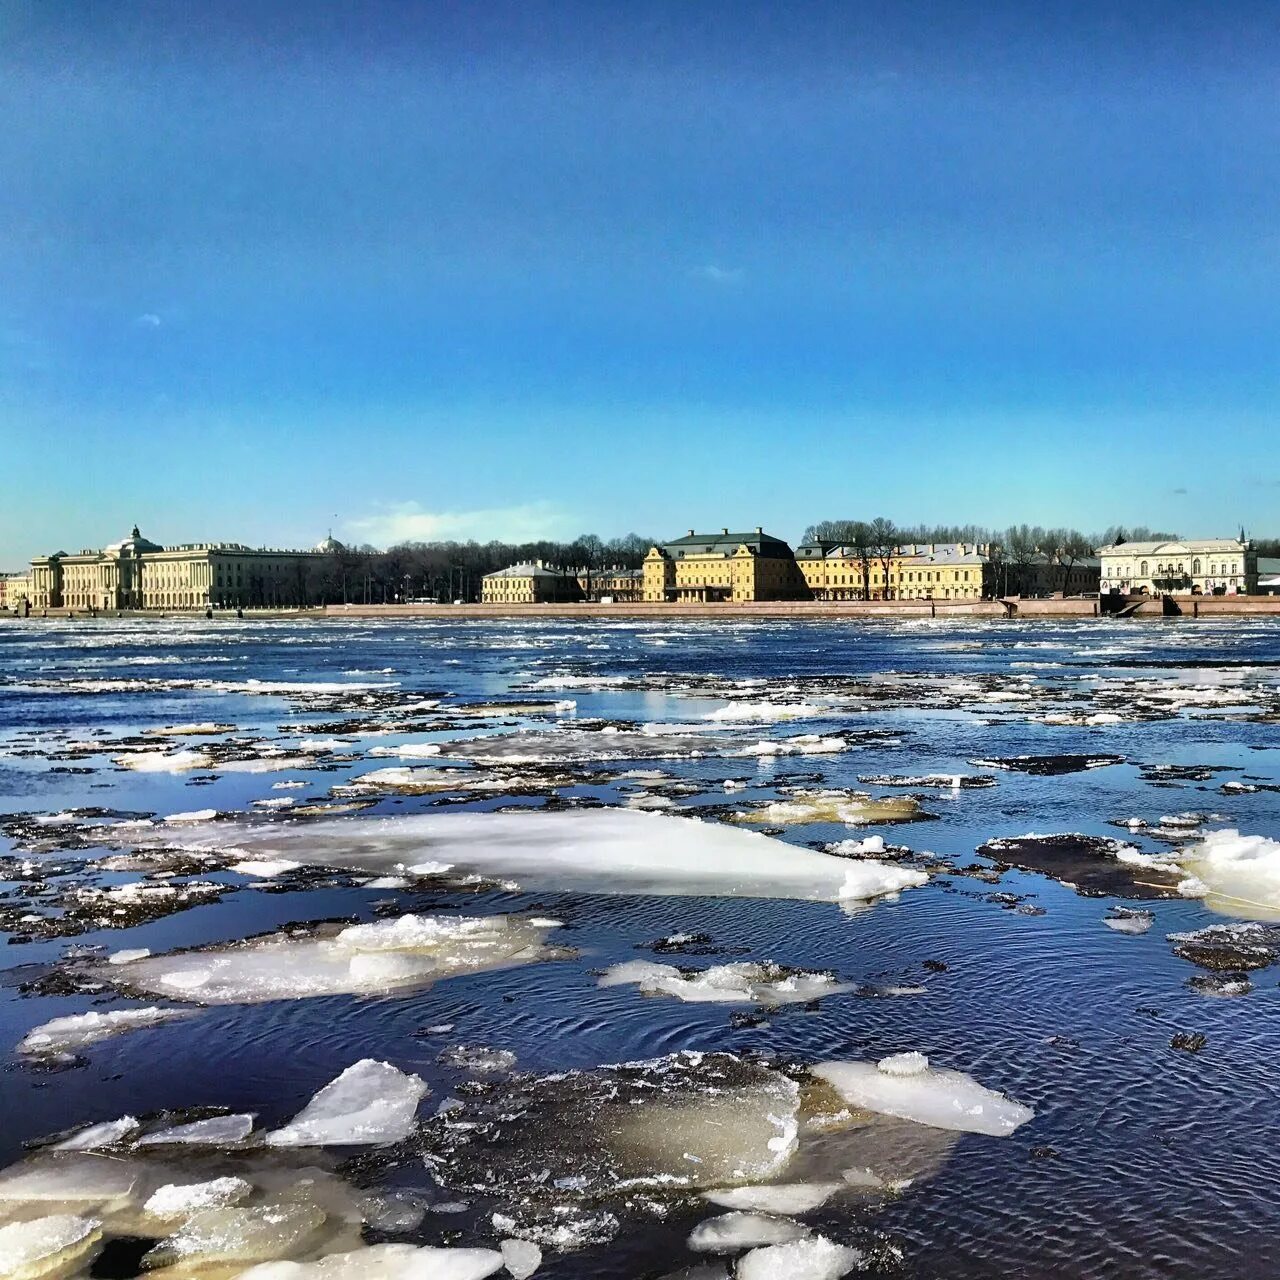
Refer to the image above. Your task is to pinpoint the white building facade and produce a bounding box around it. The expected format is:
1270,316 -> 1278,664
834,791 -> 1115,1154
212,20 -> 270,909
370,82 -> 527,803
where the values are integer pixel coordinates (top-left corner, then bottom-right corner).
1096,539 -> 1258,596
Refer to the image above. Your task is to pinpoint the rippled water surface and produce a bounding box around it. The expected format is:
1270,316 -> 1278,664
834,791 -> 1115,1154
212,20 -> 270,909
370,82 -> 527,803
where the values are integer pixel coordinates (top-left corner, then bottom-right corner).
2,615 -> 1280,1278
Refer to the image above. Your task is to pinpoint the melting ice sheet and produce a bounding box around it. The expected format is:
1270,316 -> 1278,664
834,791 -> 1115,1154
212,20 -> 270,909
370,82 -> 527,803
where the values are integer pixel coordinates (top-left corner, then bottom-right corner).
813,1053 -> 1033,1137
98,914 -> 564,1005
113,809 -> 928,903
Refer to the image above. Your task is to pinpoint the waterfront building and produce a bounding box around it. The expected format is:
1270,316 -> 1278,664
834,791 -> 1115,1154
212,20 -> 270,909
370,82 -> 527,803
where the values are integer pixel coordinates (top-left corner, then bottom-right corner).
1096,538 -> 1257,596
794,543 -> 896,600
577,566 -> 644,602
481,562 -> 584,604
0,572 -> 32,610
1258,558 -> 1280,596
895,543 -> 996,601
26,527 -> 333,611
795,542 -> 997,601
643,528 -> 809,602
1001,552 -> 1102,598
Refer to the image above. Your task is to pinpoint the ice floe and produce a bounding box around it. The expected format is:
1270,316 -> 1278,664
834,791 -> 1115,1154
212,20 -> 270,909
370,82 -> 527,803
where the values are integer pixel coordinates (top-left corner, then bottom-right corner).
702,1183 -> 841,1214
18,1007 -> 194,1057
266,1060 -> 428,1146
598,961 -> 856,1006
424,1052 -> 799,1197
688,1210 -> 810,1252
143,1175 -> 253,1217
137,1113 -> 256,1147
812,1053 -> 1034,1137
0,1213 -> 103,1280
143,1201 -> 330,1268
733,790 -> 926,827
100,913 -> 564,1004
52,1117 -> 141,1151
107,809 -> 929,904
735,1235 -> 862,1279
236,1244 -> 507,1280
1174,829 -> 1280,917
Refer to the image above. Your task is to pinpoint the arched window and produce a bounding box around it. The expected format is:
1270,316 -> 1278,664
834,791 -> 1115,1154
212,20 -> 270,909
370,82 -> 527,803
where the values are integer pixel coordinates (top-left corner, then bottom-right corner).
1193,559 -> 1201,574
1140,561 -> 1149,576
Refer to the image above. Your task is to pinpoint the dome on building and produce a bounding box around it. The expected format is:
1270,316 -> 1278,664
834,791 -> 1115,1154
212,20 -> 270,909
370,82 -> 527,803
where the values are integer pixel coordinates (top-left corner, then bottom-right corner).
104,525 -> 163,556
314,531 -> 345,554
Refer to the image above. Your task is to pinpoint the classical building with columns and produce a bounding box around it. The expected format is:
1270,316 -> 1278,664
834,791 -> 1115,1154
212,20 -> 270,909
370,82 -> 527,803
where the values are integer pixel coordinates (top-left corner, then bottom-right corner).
1096,538 -> 1258,596
25,527 -> 334,611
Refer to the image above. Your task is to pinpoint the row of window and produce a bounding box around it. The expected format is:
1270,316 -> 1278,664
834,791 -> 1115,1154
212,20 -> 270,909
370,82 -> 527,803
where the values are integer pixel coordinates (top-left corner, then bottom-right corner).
1108,560 -> 1241,577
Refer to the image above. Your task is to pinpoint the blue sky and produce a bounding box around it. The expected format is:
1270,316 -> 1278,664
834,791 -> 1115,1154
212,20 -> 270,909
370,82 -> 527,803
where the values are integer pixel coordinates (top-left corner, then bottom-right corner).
3,0 -> 1278,562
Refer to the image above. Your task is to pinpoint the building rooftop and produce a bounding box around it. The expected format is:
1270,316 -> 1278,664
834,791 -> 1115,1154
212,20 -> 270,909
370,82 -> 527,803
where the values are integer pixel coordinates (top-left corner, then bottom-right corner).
1096,539 -> 1247,556
484,562 -> 577,579
657,528 -> 793,559
899,542 -> 992,565
103,525 -> 164,556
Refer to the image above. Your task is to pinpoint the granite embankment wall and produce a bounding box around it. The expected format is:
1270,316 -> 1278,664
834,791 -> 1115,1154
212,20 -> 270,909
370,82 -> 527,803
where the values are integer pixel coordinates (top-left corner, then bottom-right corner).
5,597 -> 1280,622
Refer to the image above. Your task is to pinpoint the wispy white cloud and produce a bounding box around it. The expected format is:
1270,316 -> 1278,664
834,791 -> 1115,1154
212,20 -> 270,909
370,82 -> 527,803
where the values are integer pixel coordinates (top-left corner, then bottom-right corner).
134,313 -> 162,328
694,264 -> 745,286
345,501 -> 574,547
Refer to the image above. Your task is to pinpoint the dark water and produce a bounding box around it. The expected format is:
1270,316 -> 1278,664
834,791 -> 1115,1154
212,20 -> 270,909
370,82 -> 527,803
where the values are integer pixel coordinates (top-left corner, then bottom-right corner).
2,615 -> 1279,1278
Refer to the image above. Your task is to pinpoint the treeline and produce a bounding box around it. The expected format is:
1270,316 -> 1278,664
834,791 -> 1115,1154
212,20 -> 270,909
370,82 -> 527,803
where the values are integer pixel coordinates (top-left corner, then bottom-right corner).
801,519 -> 1188,564
304,533 -> 657,604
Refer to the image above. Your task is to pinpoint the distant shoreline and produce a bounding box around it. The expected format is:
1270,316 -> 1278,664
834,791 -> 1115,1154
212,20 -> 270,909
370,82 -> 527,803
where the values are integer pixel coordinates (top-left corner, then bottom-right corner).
5,596 -> 1280,622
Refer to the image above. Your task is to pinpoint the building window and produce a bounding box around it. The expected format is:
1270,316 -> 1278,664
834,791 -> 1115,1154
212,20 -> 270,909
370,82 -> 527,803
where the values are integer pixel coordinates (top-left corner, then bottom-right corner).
1140,561 -> 1148,576
1193,559 -> 1201,575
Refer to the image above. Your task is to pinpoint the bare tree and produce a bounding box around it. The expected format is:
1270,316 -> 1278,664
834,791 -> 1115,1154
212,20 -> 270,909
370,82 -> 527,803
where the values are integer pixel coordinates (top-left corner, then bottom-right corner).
868,516 -> 899,599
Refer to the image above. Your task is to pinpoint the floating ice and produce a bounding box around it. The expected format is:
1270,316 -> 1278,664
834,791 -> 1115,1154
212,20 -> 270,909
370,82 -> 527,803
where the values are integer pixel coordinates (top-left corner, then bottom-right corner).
425,1052 -> 799,1196
52,1117 -> 140,1151
145,722 -> 234,736
136,1113 -> 256,1146
0,1213 -> 102,1280
142,1201 -> 328,1268
736,736 -> 849,757
230,859 -> 303,878
599,961 -> 855,1006
113,809 -> 928,904
702,1183 -> 841,1214
704,702 -> 828,722
1167,921 -> 1280,971
500,1239 -> 542,1279
17,1006 -> 194,1056
107,949 -> 151,965
736,1236 -> 862,1279
102,913 -> 562,1005
266,1059 -> 428,1146
235,1244 -> 506,1280
0,1153 -> 141,1205
1175,829 -> 1280,917
164,808 -> 220,823
688,1211 -> 810,1252
1104,909 -> 1154,935
143,1176 -> 253,1218
116,749 -> 210,772
813,1053 -> 1034,1137
735,791 -> 924,827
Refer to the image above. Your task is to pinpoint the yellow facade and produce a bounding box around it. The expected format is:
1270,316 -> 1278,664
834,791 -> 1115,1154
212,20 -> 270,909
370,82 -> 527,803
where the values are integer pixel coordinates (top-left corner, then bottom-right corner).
27,527 -> 328,611
796,542 -> 994,601
795,546 -> 904,600
578,568 -> 643,601
643,528 -> 809,602
0,573 -> 31,609
482,563 -> 583,604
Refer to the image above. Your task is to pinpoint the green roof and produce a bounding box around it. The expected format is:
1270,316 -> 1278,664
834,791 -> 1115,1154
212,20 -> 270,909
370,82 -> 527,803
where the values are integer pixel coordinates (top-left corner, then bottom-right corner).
659,529 -> 794,559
